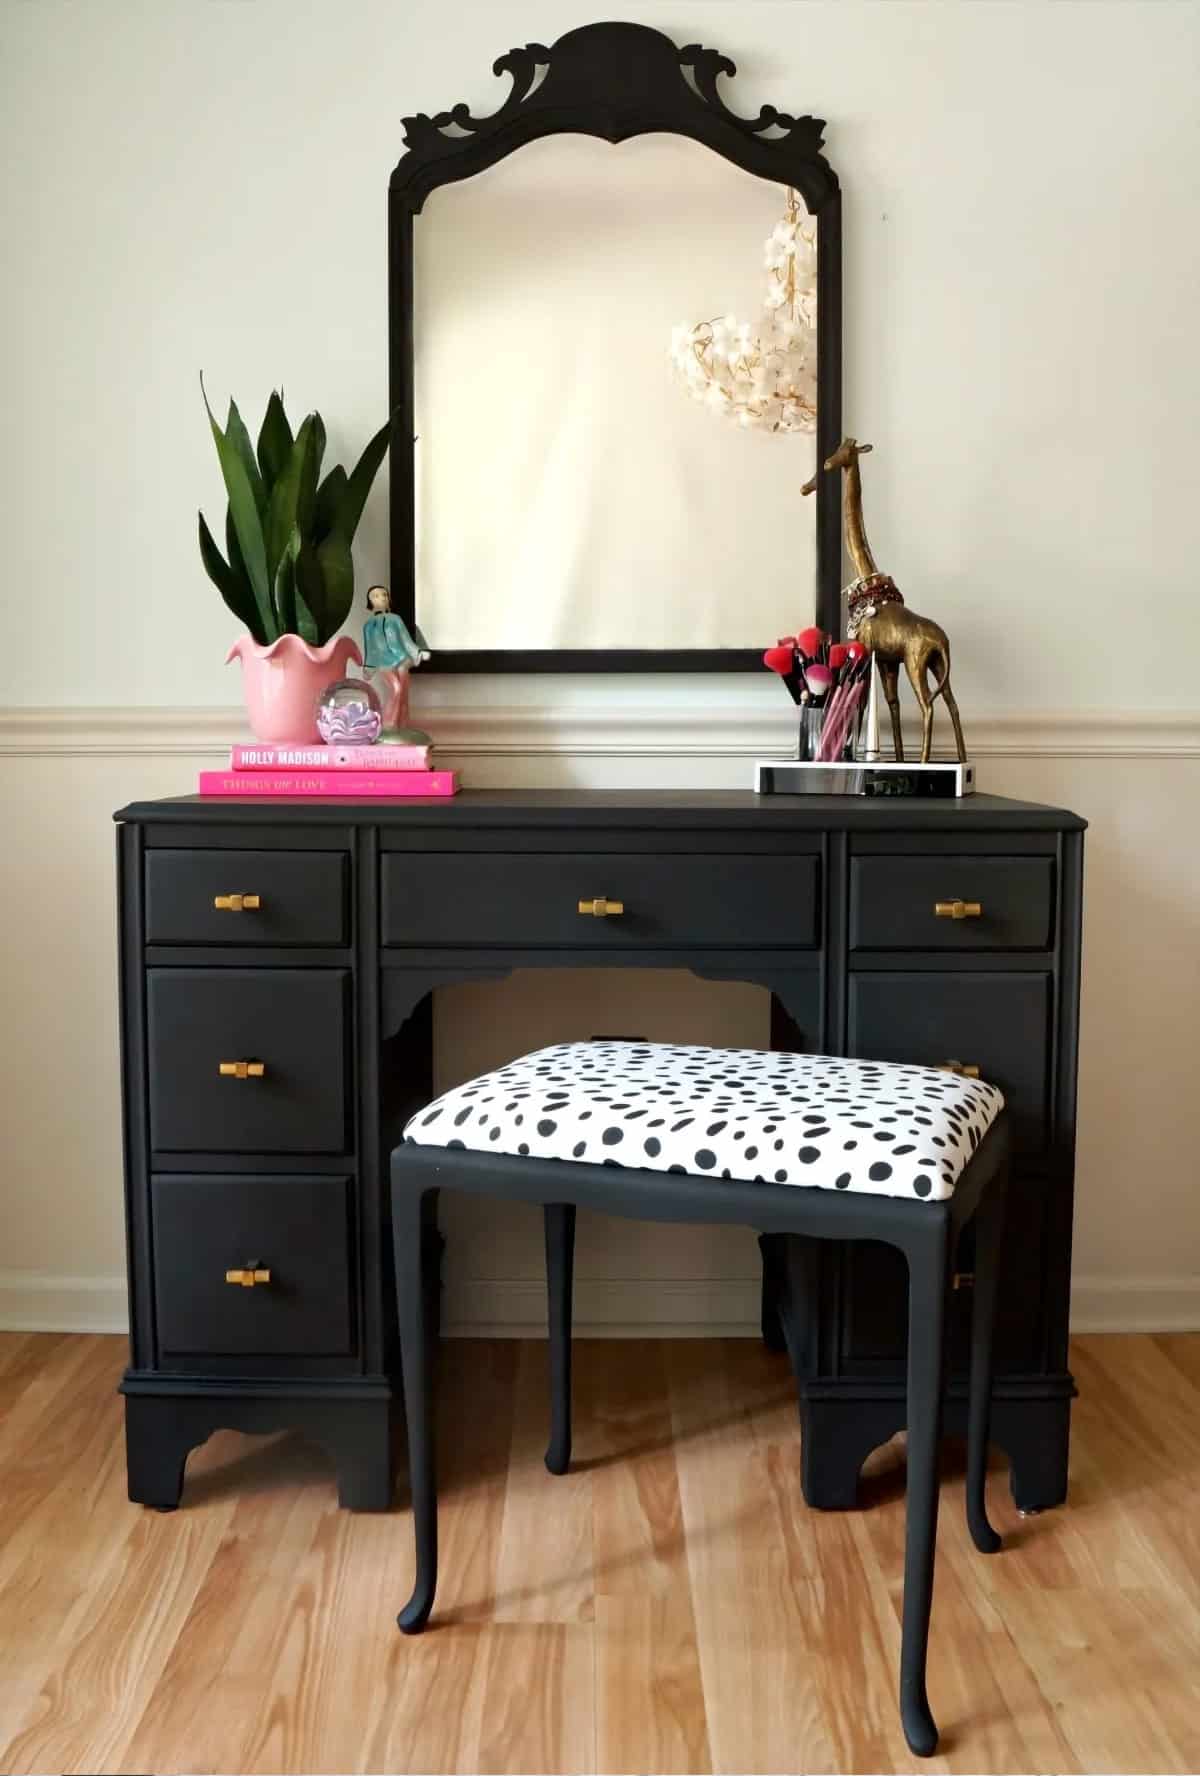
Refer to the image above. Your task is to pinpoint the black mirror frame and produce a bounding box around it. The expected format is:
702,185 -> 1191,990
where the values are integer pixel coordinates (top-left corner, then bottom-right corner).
389,20 -> 842,673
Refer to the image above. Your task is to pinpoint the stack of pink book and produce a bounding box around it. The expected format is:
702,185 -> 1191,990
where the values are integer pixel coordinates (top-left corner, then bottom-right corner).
198,742 -> 458,798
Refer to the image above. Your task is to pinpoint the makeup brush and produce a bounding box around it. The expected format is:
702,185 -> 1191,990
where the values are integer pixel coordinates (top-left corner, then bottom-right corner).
802,662 -> 833,701
763,644 -> 806,705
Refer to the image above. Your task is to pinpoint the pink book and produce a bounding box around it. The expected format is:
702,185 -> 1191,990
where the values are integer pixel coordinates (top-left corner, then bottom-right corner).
229,743 -> 431,771
198,769 -> 458,798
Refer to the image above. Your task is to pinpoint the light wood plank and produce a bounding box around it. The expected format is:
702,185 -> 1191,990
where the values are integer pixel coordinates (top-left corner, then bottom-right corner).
0,1332 -> 1197,1774
492,1340 -> 594,1623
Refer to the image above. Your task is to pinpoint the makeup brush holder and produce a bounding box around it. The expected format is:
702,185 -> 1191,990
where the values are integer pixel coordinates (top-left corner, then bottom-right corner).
797,704 -> 862,762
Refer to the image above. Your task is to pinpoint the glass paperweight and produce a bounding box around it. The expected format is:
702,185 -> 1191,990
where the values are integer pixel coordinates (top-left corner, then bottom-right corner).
315,677 -> 383,746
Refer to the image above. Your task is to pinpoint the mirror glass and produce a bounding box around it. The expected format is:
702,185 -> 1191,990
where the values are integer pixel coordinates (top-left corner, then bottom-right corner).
413,133 -> 819,653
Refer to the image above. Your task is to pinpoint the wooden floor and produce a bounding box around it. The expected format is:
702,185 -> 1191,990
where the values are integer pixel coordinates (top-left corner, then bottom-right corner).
1,1333 -> 1199,1774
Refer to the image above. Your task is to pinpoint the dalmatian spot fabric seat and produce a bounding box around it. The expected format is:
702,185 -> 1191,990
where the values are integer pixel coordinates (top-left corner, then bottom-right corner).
404,1040 -> 1004,1203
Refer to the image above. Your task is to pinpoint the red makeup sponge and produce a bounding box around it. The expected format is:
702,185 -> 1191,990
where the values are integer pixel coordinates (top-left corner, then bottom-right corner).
763,645 -> 795,675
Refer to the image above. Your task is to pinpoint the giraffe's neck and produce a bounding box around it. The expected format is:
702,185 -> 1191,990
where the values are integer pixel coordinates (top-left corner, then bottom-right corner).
844,461 -> 878,579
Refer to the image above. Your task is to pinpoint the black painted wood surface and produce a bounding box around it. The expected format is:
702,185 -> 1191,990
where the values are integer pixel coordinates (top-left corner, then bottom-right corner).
113,789 -> 1085,1514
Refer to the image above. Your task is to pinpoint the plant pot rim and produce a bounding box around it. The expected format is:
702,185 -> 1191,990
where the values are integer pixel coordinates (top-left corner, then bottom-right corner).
225,632 -> 363,666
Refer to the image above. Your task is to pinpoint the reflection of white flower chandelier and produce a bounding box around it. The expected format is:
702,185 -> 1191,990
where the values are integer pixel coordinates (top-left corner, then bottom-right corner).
669,189 -> 817,434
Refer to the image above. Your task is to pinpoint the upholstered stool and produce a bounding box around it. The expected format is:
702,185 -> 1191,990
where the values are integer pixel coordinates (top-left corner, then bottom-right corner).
391,1041 -> 1009,1757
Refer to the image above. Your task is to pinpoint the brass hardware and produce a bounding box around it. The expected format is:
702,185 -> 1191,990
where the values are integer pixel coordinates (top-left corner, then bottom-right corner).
953,1271 -> 976,1291
934,899 -> 982,921
214,893 -> 261,912
936,1060 -> 982,1079
218,1060 -> 266,1079
578,897 -> 625,918
225,1265 -> 271,1288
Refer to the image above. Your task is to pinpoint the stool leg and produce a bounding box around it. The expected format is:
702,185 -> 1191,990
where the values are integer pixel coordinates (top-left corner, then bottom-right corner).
966,1171 -> 1008,1554
394,1186 -> 438,1633
900,1224 -> 951,1759
544,1203 -> 576,1476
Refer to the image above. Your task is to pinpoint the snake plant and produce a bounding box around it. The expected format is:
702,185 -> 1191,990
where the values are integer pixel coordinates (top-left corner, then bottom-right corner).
199,379 -> 392,647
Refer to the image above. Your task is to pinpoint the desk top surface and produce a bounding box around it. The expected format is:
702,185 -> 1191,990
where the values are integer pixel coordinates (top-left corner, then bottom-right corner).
116,789 -> 1086,832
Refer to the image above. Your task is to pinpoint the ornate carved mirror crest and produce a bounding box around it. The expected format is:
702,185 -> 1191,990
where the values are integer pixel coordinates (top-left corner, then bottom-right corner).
389,21 -> 842,671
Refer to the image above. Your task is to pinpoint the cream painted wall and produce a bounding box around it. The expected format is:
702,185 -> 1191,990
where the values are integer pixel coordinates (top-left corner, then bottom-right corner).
2,1 -> 1199,1333
4,0 -> 1200,709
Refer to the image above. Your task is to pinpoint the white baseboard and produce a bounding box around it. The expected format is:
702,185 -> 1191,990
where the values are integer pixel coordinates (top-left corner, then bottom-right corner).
1068,1275 -> 1200,1335
3,1271 -> 1196,1340
0,1271 -> 130,1335
442,1276 -> 764,1338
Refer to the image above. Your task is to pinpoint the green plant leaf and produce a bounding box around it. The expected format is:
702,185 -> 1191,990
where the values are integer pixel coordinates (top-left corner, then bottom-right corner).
199,510 -> 266,643
256,390 -> 293,488
315,527 -> 355,642
313,465 -> 348,541
202,376 -> 275,640
295,538 -> 326,645
264,415 -> 319,585
272,525 -> 302,636
310,412 -> 326,487
226,399 -> 266,516
331,415 -> 393,542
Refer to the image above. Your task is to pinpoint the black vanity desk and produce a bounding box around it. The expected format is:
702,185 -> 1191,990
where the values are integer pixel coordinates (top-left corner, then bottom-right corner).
114,788 -> 1084,1513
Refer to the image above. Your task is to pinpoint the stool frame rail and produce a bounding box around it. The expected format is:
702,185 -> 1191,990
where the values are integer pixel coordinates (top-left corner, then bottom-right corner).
391,1116 -> 1009,1758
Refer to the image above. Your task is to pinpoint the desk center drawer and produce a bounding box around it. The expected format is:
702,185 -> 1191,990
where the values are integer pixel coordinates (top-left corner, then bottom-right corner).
381,852 -> 820,948
147,968 -> 349,1153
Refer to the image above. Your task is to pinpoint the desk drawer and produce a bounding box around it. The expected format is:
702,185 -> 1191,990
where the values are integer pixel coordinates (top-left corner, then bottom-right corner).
850,856 -> 1054,951
848,970 -> 1050,1151
381,853 -> 819,948
152,1173 -> 353,1357
145,849 -> 348,946
147,968 -> 349,1153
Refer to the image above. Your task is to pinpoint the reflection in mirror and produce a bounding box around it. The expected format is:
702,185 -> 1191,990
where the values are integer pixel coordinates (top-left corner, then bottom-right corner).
413,134 -> 818,654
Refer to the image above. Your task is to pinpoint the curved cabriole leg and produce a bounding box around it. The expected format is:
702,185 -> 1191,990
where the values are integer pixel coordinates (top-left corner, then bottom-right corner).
394,1182 -> 437,1634
966,1169 -> 1008,1554
900,1223 -> 951,1758
544,1203 -> 576,1475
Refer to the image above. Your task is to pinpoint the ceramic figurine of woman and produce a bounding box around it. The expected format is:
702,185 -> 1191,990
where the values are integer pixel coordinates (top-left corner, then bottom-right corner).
362,585 -> 431,741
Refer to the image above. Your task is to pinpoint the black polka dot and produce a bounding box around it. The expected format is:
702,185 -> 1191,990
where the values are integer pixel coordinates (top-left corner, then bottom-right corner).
644,1136 -> 661,1156
868,1161 -> 893,1182
774,1169 -> 788,1182
572,1140 -> 586,1158
835,1171 -> 852,1189
706,1120 -> 727,1136
537,1119 -> 557,1136
694,1149 -> 716,1169
453,1107 -> 473,1126
518,1142 -> 529,1155
601,1127 -> 623,1146
798,1146 -> 821,1164
913,1174 -> 932,1197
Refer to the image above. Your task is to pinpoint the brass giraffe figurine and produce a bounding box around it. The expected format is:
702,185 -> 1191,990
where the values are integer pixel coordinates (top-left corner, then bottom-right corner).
802,438 -> 967,764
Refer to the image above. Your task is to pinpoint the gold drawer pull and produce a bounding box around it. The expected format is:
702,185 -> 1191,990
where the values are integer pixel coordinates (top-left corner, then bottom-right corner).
934,899 -> 981,920
225,1265 -> 271,1288
935,1059 -> 981,1079
953,1271 -> 975,1291
214,893 -> 261,912
578,897 -> 624,919
218,1060 -> 266,1079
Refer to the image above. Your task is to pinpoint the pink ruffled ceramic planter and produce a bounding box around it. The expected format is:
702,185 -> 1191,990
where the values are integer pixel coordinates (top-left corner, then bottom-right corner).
227,633 -> 363,744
